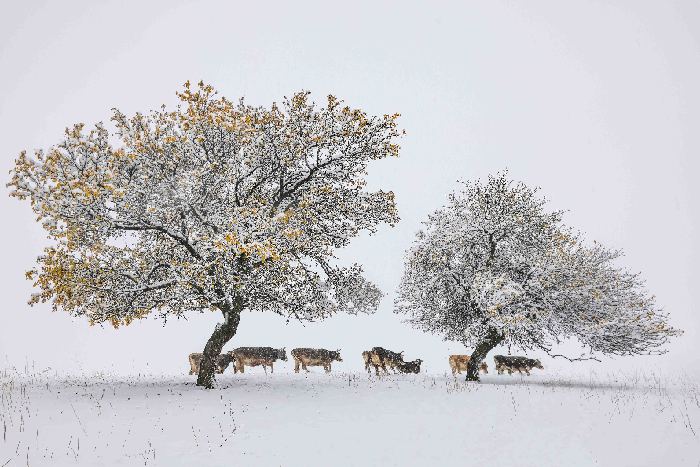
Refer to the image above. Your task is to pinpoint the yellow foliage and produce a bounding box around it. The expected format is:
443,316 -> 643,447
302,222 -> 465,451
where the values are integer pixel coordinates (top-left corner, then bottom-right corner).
283,228 -> 303,240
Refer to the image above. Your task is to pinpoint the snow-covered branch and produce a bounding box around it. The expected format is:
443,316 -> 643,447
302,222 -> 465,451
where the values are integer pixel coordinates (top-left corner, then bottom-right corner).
9,82 -> 401,328
395,172 -> 681,360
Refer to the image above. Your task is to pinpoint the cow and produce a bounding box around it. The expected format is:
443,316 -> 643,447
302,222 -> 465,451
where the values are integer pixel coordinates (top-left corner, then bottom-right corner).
188,352 -> 234,375
448,355 -> 489,376
365,347 -> 405,376
291,348 -> 342,373
374,347 -> 405,374
494,355 -> 544,376
230,347 -> 287,374
396,359 -> 423,374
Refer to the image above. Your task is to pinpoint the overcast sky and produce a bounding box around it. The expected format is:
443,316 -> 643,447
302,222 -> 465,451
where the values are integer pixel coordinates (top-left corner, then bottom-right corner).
1,0 -> 698,377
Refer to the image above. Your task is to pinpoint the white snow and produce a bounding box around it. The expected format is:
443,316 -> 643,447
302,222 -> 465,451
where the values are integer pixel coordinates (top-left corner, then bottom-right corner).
1,367 -> 698,466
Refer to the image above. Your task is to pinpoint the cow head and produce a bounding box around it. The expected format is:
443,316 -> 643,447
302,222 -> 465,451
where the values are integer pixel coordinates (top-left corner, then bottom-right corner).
535,360 -> 544,370
215,353 -> 234,373
479,362 -> 489,374
412,359 -> 423,373
332,350 -> 343,362
221,353 -> 234,365
278,348 -> 288,361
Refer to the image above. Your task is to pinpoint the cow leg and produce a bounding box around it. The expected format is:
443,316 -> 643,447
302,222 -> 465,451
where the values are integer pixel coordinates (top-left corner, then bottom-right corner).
294,359 -> 300,373
270,363 -> 274,374
325,364 -> 331,374
189,358 -> 199,376
303,363 -> 309,373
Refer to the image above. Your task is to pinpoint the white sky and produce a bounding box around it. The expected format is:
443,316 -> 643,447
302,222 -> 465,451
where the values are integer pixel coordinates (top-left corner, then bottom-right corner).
1,0 -> 698,377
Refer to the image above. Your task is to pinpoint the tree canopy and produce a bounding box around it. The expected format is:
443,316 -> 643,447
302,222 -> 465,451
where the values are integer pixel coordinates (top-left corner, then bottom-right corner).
395,172 -> 681,379
8,81 -> 401,386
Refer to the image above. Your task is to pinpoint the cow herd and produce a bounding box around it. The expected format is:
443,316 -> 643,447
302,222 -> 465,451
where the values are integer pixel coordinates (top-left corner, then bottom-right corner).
188,347 -> 544,377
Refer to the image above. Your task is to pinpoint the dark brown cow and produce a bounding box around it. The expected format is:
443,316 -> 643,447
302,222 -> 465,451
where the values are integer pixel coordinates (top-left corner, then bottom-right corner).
494,355 -> 544,376
188,352 -> 234,375
231,347 -> 287,374
396,359 -> 423,374
291,348 -> 342,373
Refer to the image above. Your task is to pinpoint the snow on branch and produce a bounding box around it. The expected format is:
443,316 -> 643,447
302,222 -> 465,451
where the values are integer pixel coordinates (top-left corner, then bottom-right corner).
9,82 -> 401,327
395,171 -> 682,359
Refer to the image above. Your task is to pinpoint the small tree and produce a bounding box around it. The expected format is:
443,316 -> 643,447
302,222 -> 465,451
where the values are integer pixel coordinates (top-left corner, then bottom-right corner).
395,172 -> 681,381
8,82 -> 401,388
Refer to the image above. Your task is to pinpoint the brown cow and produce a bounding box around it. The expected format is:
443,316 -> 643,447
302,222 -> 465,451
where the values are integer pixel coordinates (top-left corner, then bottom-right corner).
448,355 -> 488,376
291,348 -> 342,373
365,347 -> 405,375
230,347 -> 287,374
188,352 -> 234,375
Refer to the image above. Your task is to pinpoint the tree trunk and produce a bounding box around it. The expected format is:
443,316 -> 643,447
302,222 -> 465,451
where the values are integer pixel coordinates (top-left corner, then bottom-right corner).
196,299 -> 242,389
466,328 -> 503,382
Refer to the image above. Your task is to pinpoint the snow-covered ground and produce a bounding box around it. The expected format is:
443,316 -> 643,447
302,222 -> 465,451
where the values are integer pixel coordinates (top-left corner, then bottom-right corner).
1,367 -> 698,466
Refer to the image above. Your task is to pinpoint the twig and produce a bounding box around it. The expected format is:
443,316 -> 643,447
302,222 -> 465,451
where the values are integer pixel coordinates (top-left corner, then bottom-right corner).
548,353 -> 601,363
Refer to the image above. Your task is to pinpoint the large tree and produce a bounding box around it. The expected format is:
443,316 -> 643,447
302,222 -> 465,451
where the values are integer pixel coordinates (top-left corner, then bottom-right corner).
8,81 -> 401,388
395,172 -> 681,381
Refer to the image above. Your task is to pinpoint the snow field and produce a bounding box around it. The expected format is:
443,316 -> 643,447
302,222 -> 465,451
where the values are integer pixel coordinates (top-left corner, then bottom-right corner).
1,368 -> 699,466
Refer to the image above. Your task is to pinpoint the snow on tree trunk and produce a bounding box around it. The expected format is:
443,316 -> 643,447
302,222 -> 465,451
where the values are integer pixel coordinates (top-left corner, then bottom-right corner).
465,329 -> 503,382
197,301 -> 241,389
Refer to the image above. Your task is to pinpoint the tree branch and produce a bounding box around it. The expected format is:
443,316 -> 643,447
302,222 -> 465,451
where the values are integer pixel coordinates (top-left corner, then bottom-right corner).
113,221 -> 202,260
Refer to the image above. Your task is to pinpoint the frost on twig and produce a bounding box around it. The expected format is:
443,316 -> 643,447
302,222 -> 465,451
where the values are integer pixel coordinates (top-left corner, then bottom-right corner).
395,172 -> 682,361
8,82 -> 402,329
